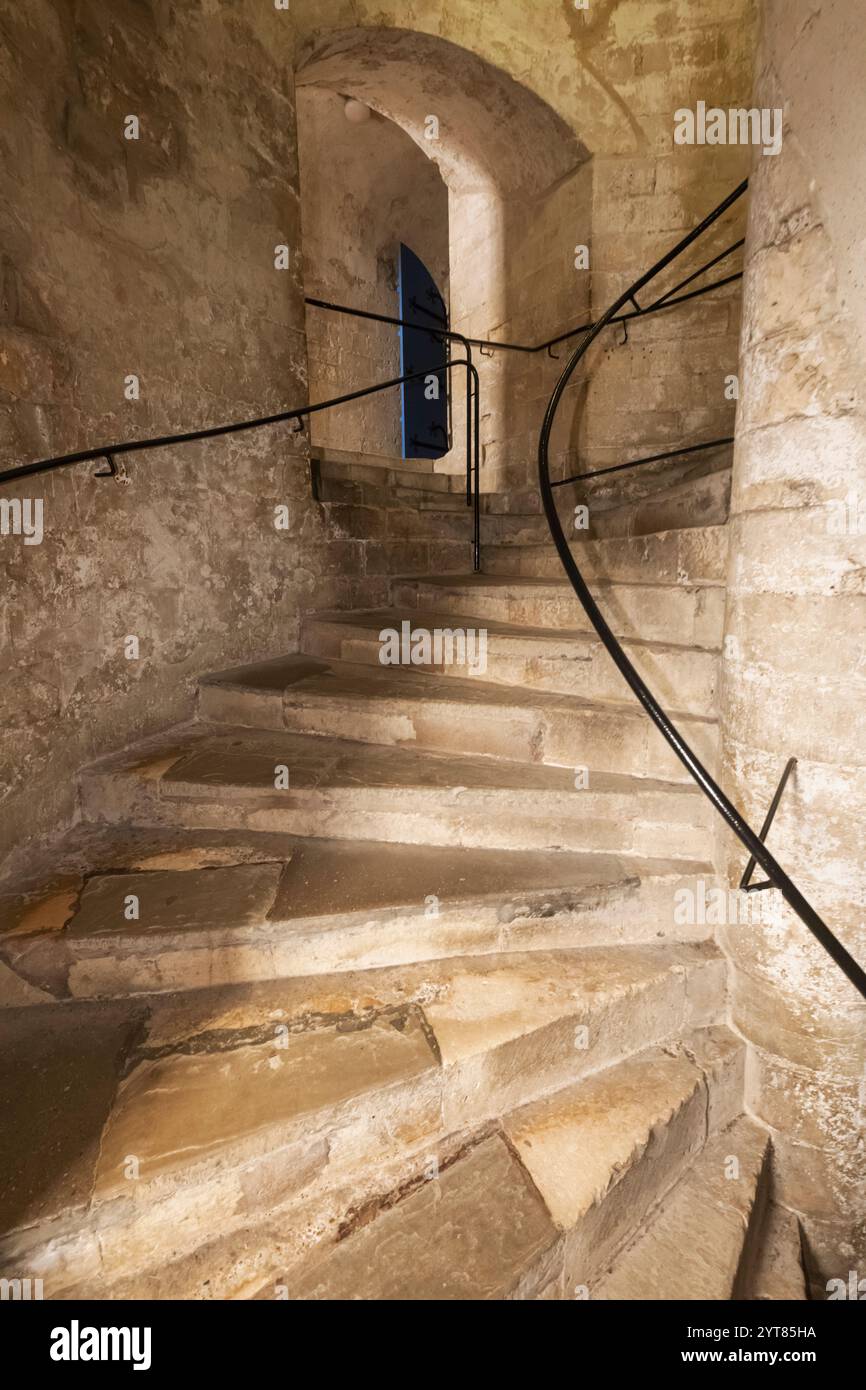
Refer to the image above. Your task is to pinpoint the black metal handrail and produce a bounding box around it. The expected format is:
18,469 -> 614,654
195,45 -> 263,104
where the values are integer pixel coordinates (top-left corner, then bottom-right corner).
537,177 -> 866,1002
307,239 -> 741,488
551,434 -> 735,488
306,296 -> 479,516
307,235 -> 743,359
0,355 -> 482,570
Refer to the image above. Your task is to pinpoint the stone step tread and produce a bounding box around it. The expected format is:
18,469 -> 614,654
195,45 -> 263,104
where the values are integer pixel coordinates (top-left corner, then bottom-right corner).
305,605 -> 718,657
481,524 -> 729,584
387,574 -> 725,649
0,825 -> 710,947
593,1116 -> 770,1300
395,572 -> 725,594
504,1026 -> 742,1233
322,494 -> 467,516
199,653 -> 718,728
0,825 -> 713,1002
302,610 -> 719,720
0,940 -> 723,1254
259,1025 -> 743,1301
81,722 -> 707,805
311,446 -> 444,478
749,1204 -> 808,1300
267,1130 -> 559,1300
0,825 -> 709,937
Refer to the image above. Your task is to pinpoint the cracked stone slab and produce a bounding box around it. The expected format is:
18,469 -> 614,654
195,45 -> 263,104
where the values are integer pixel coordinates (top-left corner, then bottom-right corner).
272,1133 -> 559,1301
93,1005 -> 439,1201
0,880 -> 82,939
131,941 -> 723,1056
0,825 -> 299,909
66,862 -> 284,939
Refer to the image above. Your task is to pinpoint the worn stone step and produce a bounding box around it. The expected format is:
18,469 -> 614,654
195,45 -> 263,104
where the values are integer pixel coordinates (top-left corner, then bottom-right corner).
478,467 -> 730,548
257,1026 -> 743,1301
390,573 -> 725,648
593,1116 -> 771,1299
747,1203 -> 808,1300
322,498 -> 472,543
481,524 -> 728,585
0,824 -> 716,1000
504,1026 -> 745,1297
78,724 -> 714,860
0,941 -> 725,1295
198,653 -> 720,782
480,512 -> 555,546
482,487 -> 543,516
311,445 -> 454,481
302,608 -> 719,717
587,463 -> 731,540
319,475 -> 468,512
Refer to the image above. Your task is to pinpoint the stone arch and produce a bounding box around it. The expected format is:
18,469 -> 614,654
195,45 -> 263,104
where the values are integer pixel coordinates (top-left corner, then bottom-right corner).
296,26 -> 588,196
290,0 -> 640,161
295,25 -> 593,489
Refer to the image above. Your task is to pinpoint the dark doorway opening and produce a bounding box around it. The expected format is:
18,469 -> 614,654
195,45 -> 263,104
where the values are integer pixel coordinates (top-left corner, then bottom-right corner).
397,243 -> 450,460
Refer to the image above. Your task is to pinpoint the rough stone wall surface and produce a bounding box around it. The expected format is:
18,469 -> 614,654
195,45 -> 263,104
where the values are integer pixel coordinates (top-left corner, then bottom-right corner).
292,0 -> 755,493
0,1 -> 326,861
573,0 -> 754,505
719,0 -> 866,1289
297,86 -> 449,460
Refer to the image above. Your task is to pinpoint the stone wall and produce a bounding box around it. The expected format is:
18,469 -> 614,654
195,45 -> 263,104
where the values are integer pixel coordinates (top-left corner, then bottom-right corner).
718,0 -> 866,1289
0,0 -> 325,862
297,86 -> 449,461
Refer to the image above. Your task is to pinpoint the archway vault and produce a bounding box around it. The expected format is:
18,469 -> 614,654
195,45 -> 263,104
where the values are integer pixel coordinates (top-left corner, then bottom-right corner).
296,26 -> 589,198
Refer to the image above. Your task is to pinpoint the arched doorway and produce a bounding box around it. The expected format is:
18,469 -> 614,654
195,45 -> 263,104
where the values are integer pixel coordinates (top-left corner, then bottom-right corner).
295,26 -> 588,490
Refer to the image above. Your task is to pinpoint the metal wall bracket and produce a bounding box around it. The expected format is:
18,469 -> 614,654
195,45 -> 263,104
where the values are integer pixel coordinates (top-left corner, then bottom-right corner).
309,456 -> 321,502
93,452 -> 129,483
740,757 -> 798,893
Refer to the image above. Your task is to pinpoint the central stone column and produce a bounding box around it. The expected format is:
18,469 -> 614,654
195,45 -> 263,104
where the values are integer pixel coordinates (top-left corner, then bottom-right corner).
718,0 -> 866,1292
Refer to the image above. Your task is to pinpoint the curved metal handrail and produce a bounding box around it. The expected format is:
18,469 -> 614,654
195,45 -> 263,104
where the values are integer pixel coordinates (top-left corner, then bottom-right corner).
0,358 -> 477,486
307,242 -> 744,356
537,178 -> 866,1001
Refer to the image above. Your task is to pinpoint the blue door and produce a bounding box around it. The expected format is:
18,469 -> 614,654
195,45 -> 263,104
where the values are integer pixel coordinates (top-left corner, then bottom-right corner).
397,244 -> 449,459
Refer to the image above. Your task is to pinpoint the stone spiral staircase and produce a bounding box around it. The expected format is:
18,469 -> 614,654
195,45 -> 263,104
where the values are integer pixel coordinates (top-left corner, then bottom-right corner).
0,452 -> 808,1300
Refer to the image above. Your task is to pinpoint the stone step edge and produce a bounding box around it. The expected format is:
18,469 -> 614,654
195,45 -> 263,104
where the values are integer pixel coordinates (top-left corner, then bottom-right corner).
0,945 -> 724,1293
1,853 -> 716,1001
65,1019 -> 738,1300
302,610 -> 722,659
390,572 -> 727,594
198,663 -> 719,734
250,1026 -> 746,1302
593,1117 -> 772,1301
